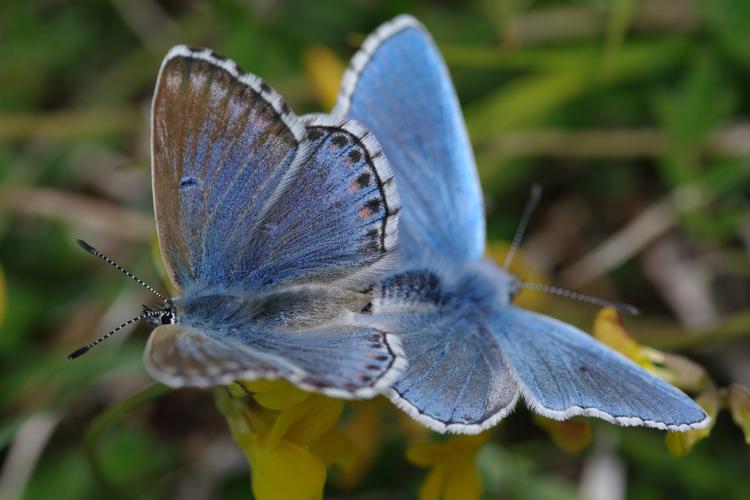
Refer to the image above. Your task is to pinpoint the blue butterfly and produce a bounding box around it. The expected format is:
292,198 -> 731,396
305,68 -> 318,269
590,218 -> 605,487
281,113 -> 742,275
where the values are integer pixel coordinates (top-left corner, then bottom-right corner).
334,15 -> 710,433
73,45 -> 406,399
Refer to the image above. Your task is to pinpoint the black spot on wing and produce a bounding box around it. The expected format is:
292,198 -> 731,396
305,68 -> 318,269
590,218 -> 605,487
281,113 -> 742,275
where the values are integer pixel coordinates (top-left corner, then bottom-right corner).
179,176 -> 199,190
355,172 -> 371,189
307,128 -> 323,141
366,198 -> 381,212
331,135 -> 348,147
349,149 -> 362,162
302,124 -> 393,254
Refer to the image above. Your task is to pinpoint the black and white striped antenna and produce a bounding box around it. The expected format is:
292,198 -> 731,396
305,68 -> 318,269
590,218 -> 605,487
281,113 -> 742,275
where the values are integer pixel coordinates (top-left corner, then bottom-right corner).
77,240 -> 168,303
67,310 -> 157,359
69,240 -> 170,360
517,282 -> 639,315
503,184 -> 542,270
504,187 -> 639,316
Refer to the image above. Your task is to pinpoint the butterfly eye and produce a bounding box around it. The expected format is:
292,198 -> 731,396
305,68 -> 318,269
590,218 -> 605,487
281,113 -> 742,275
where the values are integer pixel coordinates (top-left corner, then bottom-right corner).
161,313 -> 174,325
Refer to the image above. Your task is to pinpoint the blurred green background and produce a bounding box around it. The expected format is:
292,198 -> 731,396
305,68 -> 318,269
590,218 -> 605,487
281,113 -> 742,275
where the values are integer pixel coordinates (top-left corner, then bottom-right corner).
1,0 -> 749,499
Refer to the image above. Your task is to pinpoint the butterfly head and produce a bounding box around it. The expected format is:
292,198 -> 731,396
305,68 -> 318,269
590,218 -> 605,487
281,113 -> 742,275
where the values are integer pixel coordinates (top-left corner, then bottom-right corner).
68,240 -> 179,360
143,302 -> 178,326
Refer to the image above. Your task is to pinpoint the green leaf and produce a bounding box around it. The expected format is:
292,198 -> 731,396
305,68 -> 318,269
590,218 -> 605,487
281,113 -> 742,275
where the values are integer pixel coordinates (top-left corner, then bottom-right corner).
726,384 -> 750,445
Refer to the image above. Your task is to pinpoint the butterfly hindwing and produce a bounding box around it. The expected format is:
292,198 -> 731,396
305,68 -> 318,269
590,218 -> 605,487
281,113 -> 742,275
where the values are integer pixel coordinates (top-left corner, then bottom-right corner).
145,319 -> 406,398
243,116 -> 399,291
145,324 -> 299,387
335,15 -> 484,261
152,46 -> 399,293
493,307 -> 710,431
376,269 -> 520,434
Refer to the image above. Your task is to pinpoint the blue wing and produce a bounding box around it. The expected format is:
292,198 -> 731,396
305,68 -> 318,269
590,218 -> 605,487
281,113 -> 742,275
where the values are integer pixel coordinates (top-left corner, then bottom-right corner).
374,261 -> 709,432
145,320 -> 406,399
375,268 -> 519,434
152,46 -> 399,293
334,15 -> 484,262
149,46 -> 405,395
493,307 -> 710,431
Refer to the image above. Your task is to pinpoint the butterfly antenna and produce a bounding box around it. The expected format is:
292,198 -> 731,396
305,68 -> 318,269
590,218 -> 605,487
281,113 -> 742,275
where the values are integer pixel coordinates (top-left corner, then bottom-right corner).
518,282 -> 640,316
77,239 -> 168,303
67,310 -> 155,360
503,184 -> 542,270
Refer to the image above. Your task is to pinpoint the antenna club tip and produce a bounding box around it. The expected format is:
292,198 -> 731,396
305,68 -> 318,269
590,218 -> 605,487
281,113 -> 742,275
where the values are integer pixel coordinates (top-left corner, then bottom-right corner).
67,345 -> 90,360
76,239 -> 96,253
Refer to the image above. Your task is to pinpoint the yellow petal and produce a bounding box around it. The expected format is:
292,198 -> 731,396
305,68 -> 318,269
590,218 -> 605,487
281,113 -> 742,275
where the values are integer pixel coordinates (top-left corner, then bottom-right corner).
304,45 -> 345,110
533,415 -> 592,454
334,400 -> 384,490
726,384 -> 750,445
456,432 -> 493,449
406,442 -> 449,467
310,428 -> 355,469
593,308 -> 653,367
245,439 -> 326,500
444,461 -> 483,500
269,394 -> 344,448
486,242 -> 547,309
409,433 -> 490,500
215,388 -> 277,441
241,379 -> 311,410
418,463 -> 448,500
665,383 -> 718,457
407,432 -> 492,467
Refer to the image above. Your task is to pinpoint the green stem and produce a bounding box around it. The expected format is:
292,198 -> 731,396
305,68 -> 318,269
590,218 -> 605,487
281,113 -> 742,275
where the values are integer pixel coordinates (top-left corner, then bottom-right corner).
84,383 -> 171,499
631,310 -> 750,350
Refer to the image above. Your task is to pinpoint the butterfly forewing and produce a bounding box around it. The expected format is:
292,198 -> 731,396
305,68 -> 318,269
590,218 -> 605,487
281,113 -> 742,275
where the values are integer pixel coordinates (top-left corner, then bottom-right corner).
152,47 -> 398,294
152,47 -> 302,290
335,15 -> 484,262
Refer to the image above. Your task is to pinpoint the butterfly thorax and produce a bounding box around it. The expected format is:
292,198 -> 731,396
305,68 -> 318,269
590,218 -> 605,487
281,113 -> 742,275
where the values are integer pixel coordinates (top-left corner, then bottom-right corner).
375,258 -> 519,318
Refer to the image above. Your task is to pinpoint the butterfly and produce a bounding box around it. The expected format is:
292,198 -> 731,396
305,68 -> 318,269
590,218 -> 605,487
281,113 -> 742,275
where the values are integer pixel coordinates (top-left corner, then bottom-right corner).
71,45 -> 406,399
332,15 -> 710,433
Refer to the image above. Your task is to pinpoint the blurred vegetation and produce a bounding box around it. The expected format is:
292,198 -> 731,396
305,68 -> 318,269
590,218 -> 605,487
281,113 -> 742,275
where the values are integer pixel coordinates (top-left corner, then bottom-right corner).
1,0 -> 750,499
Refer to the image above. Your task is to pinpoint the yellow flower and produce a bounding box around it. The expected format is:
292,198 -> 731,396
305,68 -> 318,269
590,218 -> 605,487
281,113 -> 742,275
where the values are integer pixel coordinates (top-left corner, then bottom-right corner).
216,380 -> 353,500
486,242 -> 548,310
333,399 -> 386,490
304,45 -> 345,110
533,415 -> 592,454
406,432 -> 491,500
592,308 -> 717,456
592,307 -> 662,373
